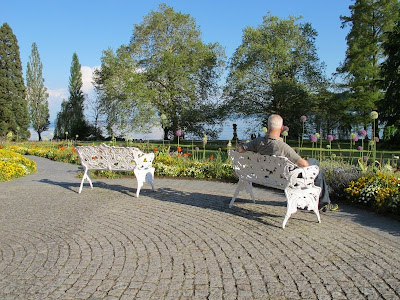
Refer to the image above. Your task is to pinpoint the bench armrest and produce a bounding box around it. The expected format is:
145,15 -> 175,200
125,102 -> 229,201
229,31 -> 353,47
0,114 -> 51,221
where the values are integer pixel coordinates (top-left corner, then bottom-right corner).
287,165 -> 320,189
135,152 -> 155,169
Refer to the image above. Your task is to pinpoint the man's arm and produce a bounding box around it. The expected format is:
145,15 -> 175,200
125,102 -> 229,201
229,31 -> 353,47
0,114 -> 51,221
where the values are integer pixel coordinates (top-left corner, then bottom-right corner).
237,146 -> 246,153
296,157 -> 309,167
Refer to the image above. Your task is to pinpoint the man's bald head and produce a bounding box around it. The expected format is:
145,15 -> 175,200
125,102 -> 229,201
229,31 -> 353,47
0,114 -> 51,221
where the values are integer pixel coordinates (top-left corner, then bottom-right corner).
268,114 -> 283,131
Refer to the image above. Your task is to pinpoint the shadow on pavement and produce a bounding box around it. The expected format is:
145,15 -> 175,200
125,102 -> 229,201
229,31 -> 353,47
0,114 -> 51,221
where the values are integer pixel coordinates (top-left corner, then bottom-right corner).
37,178 -> 285,228
37,176 -> 400,236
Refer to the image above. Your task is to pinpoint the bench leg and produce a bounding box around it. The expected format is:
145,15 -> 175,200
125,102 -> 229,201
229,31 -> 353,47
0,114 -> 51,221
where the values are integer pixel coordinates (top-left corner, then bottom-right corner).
146,168 -> 155,191
283,189 -> 322,228
134,168 -> 155,198
229,180 -> 255,208
79,168 -> 93,194
310,191 -> 321,223
245,181 -> 256,204
283,189 -> 300,228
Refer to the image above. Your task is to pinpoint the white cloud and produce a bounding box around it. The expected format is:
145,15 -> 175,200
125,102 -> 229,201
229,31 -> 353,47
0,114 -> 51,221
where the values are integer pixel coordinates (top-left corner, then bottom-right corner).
81,65 -> 100,96
47,88 -> 68,123
48,88 -> 68,98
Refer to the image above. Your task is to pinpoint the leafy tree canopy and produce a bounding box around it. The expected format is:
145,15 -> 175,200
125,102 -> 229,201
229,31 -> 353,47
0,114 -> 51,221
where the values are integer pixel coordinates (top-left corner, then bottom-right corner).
94,4 -> 226,139
338,0 -> 400,125
223,13 -> 326,138
379,12 -> 400,143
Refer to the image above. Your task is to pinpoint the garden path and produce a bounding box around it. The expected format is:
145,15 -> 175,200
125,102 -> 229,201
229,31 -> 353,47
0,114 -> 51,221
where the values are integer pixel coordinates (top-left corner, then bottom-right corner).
0,156 -> 400,299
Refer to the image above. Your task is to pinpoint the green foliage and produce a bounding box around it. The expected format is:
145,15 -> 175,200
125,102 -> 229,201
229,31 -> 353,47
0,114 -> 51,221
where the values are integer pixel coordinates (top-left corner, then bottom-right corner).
320,159 -> 362,200
223,13 -> 326,138
379,13 -> 400,144
55,53 -> 91,139
26,42 -> 50,141
338,0 -> 400,125
0,22 -> 30,140
94,4 -> 226,139
153,150 -> 234,180
312,89 -> 355,139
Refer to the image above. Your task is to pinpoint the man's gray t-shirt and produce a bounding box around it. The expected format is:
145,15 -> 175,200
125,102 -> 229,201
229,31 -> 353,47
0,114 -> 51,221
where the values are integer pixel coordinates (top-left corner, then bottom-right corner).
242,135 -> 301,164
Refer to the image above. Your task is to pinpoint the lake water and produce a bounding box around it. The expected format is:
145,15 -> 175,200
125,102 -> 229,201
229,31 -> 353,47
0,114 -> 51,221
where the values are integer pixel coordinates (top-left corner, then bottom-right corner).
29,118 -> 261,142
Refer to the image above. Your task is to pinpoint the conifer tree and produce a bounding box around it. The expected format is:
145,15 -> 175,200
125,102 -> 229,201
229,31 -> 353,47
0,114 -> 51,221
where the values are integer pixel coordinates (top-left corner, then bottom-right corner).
26,42 -> 50,141
338,0 -> 400,125
55,53 -> 90,139
0,22 -> 29,139
379,13 -> 400,143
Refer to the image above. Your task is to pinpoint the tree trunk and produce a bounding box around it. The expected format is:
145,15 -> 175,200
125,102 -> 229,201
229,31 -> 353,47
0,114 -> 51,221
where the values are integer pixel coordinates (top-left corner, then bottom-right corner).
163,127 -> 170,141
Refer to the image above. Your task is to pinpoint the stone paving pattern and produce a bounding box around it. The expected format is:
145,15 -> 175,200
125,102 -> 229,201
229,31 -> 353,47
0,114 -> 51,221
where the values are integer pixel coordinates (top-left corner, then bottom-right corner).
0,156 -> 400,299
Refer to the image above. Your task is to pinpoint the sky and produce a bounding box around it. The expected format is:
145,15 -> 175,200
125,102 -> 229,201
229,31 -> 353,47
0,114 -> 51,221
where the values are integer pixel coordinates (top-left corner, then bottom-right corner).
1,0 -> 352,140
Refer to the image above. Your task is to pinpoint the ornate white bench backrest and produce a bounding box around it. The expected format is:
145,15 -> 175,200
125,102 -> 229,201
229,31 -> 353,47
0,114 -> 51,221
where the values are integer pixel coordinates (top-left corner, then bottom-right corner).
228,150 -> 296,190
76,144 -> 154,171
75,145 -> 110,170
75,144 -> 155,197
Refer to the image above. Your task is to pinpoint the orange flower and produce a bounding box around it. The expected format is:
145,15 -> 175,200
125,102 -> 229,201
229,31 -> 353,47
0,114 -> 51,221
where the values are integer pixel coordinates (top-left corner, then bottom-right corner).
210,155 -> 214,160
154,148 -> 158,153
71,147 -> 76,153
177,153 -> 181,157
177,146 -> 182,152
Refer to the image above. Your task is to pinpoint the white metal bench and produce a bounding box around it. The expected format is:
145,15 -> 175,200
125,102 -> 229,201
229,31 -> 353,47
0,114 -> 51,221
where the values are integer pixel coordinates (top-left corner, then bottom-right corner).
75,144 -> 155,197
228,150 -> 321,228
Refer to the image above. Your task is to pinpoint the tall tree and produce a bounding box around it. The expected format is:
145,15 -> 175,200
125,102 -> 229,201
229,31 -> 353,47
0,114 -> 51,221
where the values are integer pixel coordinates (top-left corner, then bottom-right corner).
55,53 -> 90,139
94,4 -> 225,139
223,14 -> 326,138
338,0 -> 400,126
26,42 -> 50,141
0,22 -> 29,139
379,12 -> 400,143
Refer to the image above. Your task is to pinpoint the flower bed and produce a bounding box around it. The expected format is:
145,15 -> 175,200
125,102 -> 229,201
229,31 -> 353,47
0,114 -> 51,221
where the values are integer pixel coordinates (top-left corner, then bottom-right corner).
0,149 -> 37,181
345,172 -> 400,214
2,142 -> 235,182
5,144 -> 80,165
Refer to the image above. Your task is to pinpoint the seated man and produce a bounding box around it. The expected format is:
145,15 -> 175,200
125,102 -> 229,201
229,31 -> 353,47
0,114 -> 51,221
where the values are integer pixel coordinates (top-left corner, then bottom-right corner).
237,114 -> 338,211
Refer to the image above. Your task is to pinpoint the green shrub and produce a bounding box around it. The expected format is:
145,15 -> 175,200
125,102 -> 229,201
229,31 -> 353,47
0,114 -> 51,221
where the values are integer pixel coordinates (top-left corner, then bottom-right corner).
320,159 -> 361,201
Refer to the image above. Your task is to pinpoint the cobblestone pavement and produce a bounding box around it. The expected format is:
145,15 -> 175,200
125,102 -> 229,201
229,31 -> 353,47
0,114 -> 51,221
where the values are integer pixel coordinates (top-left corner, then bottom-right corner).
1,156 -> 400,300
